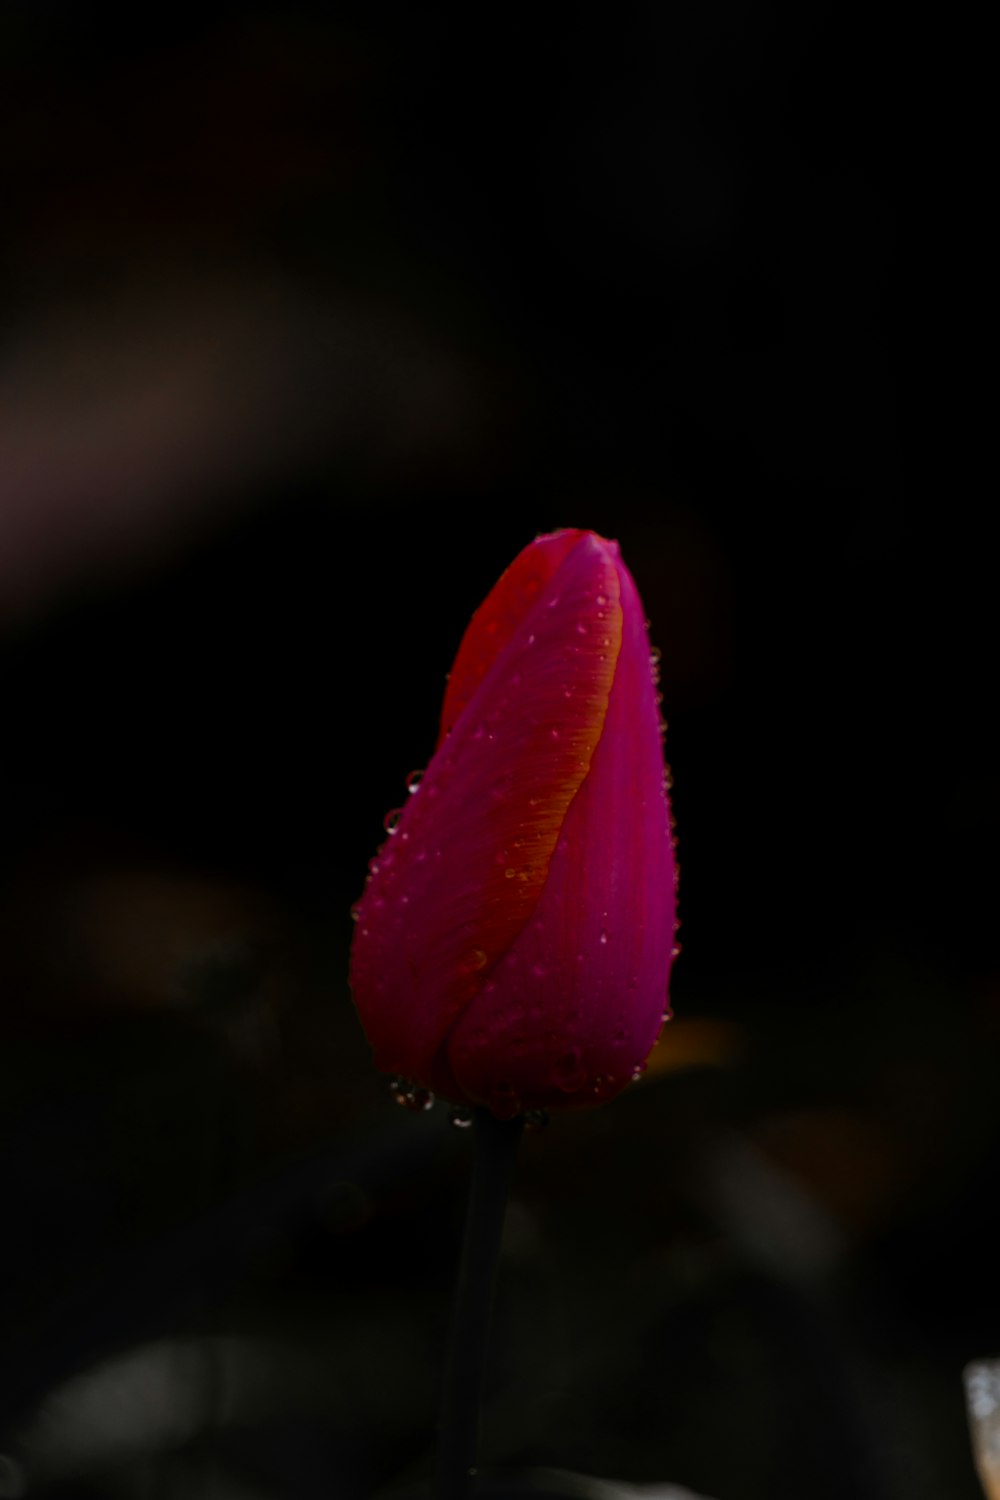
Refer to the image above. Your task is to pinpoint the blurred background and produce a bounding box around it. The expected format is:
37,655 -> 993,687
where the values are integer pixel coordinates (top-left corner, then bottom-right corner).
0,3 -> 987,1499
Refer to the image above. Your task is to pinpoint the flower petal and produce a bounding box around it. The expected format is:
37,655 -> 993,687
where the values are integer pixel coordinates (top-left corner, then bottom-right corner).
350,532 -> 625,1093
437,528 -> 589,745
444,549 -> 677,1114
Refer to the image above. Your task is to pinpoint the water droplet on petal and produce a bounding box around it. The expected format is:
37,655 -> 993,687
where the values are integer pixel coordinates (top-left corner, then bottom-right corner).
599,930 -> 609,945
405,770 -> 424,794
450,1107 -> 474,1129
383,808 -> 404,834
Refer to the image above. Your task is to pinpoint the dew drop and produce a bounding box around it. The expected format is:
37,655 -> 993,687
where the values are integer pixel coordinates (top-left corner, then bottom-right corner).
599,930 -> 609,945
576,622 -> 588,636
405,770 -> 424,794
449,1107 -> 474,1129
631,1063 -> 647,1082
505,867 -> 516,879
388,1077 -> 435,1112
553,1049 -> 587,1092
383,808 -> 403,834
596,593 -> 607,606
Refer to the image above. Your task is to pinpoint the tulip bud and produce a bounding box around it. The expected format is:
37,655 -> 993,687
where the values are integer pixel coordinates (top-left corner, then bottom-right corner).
349,529 -> 678,1117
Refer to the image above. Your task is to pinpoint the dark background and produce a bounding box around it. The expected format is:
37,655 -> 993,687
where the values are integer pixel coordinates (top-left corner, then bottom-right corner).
0,5 -> 989,1500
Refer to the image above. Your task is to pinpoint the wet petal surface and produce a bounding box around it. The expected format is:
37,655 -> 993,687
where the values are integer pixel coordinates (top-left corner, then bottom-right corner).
444,550 -> 677,1113
350,533 -> 625,1092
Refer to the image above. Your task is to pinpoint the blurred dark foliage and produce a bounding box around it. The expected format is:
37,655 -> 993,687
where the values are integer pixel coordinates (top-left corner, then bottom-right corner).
0,4 -> 989,1500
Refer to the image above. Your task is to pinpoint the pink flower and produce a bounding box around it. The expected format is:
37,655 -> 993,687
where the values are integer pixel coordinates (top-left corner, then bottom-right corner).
349,529 -> 678,1117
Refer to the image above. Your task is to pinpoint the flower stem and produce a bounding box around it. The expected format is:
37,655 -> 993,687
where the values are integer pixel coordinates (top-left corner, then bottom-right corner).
432,1108 -> 524,1500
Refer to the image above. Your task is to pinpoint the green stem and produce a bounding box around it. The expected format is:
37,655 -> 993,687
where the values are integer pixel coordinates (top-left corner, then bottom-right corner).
432,1108 -> 524,1500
